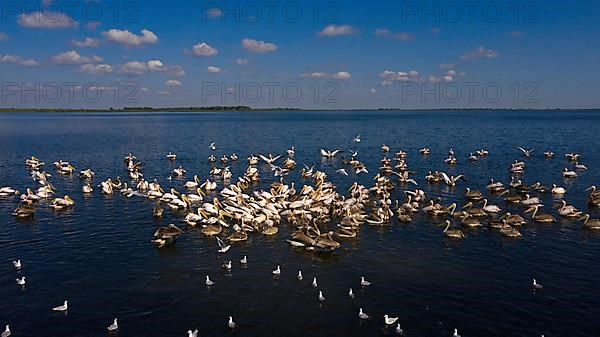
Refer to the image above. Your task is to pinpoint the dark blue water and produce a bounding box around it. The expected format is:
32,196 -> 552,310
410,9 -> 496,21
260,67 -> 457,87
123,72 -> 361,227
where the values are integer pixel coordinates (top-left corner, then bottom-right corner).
0,111 -> 599,337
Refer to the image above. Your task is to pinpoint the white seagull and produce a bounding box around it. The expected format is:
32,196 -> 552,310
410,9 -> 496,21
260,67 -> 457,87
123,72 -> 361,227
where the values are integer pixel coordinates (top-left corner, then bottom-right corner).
227,316 -> 236,329
358,308 -> 370,319
348,288 -> 355,299
272,265 -> 281,276
384,314 -> 399,325
187,329 -> 198,337
533,278 -> 543,289
360,276 -> 371,287
318,290 -> 326,302
1,325 -> 10,337
216,237 -> 231,254
297,270 -> 303,280
336,169 -> 348,176
107,318 -> 118,332
312,276 -> 318,288
52,300 -> 68,312
517,147 -> 534,157
353,135 -> 361,143
240,256 -> 247,264
16,277 -> 26,286
205,275 -> 214,286
12,260 -> 22,269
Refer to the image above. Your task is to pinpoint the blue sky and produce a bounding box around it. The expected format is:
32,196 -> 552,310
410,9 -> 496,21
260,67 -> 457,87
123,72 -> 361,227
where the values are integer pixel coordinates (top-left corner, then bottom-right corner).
0,0 -> 599,109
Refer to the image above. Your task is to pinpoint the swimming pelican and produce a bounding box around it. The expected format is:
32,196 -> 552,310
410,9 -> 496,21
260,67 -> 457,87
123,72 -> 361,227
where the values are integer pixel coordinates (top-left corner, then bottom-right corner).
297,270 -> 303,280
544,151 -> 554,158
517,147 -> 534,157
259,154 -> 282,165
358,308 -> 369,319
482,199 -> 501,213
384,314 -> 398,325
419,147 -> 430,155
205,275 -> 214,286
574,162 -> 588,170
107,318 -> 118,332
525,205 -> 555,223
360,276 -> 371,287
272,265 -> 281,275
166,152 -> 177,161
500,223 -> 522,237
287,146 -> 295,156
172,166 -> 187,177
52,300 -> 68,312
12,260 -> 22,269
443,220 -> 465,239
579,214 -> 600,230
562,168 -> 577,178
1,325 -> 10,337
551,184 -> 566,195
320,149 -> 341,158
184,175 -> 200,189
318,290 -> 326,302
381,144 -> 390,152
227,316 -> 236,329
533,278 -> 543,289
521,194 -> 541,207
558,200 -> 581,218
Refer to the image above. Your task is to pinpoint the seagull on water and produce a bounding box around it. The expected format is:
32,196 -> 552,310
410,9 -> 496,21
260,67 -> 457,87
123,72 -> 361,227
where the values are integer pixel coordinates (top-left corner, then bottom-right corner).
107,318 -> 118,332
272,265 -> 281,276
353,135 -> 361,143
297,270 -> 303,280
16,277 -> 25,286
395,323 -> 404,335
12,260 -> 21,270
52,300 -> 68,312
384,314 -> 398,325
453,328 -> 461,337
348,288 -> 355,299
227,316 -> 236,329
318,290 -> 326,302
1,325 -> 10,337
187,329 -> 198,337
312,276 -> 318,288
358,308 -> 370,319
360,276 -> 371,287
205,275 -> 214,286
533,278 -> 543,289
240,256 -> 247,264
222,261 -> 232,271
209,142 -> 216,151
216,237 -> 230,253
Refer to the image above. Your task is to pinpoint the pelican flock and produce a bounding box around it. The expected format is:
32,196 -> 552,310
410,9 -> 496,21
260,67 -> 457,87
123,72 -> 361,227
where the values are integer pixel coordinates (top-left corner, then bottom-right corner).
1,138 -> 597,337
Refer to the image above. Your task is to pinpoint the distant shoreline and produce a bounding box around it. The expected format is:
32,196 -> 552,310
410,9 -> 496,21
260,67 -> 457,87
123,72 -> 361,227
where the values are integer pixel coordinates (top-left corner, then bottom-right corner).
0,107 -> 599,113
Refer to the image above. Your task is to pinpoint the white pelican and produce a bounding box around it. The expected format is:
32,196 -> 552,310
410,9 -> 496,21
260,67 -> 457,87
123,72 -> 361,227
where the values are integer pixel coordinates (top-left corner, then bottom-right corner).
384,314 -> 398,325
517,147 -> 534,157
200,180 -> 217,191
79,169 -> 95,179
574,162 -> 588,170
107,318 -> 118,332
51,195 -> 75,209
272,265 -> 281,275
360,276 -> 371,287
184,175 -> 200,189
320,149 -> 341,158
544,151 -> 554,158
0,187 -> 18,196
287,146 -> 295,156
166,152 -> 177,161
205,275 -> 214,286
551,184 -> 566,195
12,260 -> 22,269
230,153 -> 239,161
482,199 -> 501,213
318,290 -> 326,302
52,300 -> 68,312
16,276 -> 26,285
562,168 -> 577,178
227,316 -> 236,329
247,155 -> 259,165
82,184 -> 93,193
358,308 -> 369,319
172,166 -> 187,177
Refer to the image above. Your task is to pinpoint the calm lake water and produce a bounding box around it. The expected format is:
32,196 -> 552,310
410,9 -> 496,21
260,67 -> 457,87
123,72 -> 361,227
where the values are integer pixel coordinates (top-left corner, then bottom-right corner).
0,110 -> 599,337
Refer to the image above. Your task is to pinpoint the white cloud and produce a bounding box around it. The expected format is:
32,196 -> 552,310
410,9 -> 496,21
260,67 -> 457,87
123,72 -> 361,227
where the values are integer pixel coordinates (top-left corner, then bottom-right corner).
191,42 -> 218,57
79,63 -> 113,75
379,70 -> 419,85
71,37 -> 100,48
165,80 -> 182,87
318,24 -> 357,37
119,61 -> 147,75
0,32 -> 7,41
375,28 -> 414,41
51,50 -> 103,65
460,46 -> 498,60
207,8 -> 223,18
370,88 -> 377,93
439,63 -> 456,70
241,38 -> 277,53
207,66 -> 222,73
236,58 -> 249,65
18,11 -> 78,29
103,29 -> 159,47
303,71 -> 352,80
119,60 -> 185,76
0,54 -> 40,67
